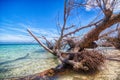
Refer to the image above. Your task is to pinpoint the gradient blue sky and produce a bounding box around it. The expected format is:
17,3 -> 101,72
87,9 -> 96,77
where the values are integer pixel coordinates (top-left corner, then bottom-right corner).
0,0 -> 65,43
0,0 -> 119,43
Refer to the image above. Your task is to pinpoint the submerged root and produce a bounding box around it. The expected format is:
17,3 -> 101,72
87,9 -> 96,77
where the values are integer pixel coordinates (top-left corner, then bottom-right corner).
71,50 -> 105,73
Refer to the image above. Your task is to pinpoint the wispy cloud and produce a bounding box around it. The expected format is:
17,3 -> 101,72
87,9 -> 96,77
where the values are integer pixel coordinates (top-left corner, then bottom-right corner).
114,0 -> 120,13
0,28 -> 6,32
0,23 -> 59,42
85,0 -> 120,12
0,34 -> 33,42
29,27 -> 59,40
18,23 -> 30,28
0,17 -> 59,43
5,27 -> 27,34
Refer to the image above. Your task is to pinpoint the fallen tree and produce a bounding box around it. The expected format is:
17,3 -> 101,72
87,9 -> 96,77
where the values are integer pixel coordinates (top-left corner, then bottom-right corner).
100,24 -> 120,48
8,0 -> 120,80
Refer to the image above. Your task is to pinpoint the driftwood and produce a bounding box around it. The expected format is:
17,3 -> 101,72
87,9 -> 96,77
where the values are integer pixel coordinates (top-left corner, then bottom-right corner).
104,36 -> 120,49
100,24 -> 120,48
7,0 -> 120,80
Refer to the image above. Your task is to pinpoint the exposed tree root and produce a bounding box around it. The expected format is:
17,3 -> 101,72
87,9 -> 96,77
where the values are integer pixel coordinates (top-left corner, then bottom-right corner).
68,50 -> 105,73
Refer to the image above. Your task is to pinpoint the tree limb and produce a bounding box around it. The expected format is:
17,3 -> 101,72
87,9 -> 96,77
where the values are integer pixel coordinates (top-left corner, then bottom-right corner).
27,29 -> 55,55
99,27 -> 120,39
76,13 -> 120,50
63,19 -> 103,37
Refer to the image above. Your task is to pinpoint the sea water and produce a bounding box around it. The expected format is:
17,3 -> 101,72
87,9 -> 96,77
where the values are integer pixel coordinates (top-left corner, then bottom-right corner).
0,44 -> 120,80
0,44 -> 58,78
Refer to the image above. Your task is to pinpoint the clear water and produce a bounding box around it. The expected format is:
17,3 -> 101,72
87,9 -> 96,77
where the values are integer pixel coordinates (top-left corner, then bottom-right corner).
0,45 -> 120,80
0,44 -> 58,78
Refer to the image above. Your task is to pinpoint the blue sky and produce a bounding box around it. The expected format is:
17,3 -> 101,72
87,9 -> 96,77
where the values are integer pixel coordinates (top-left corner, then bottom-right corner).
0,0 -> 65,43
1,0 -> 119,43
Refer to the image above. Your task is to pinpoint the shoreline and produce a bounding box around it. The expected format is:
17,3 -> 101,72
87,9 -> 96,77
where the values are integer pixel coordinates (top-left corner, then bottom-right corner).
0,46 -> 120,80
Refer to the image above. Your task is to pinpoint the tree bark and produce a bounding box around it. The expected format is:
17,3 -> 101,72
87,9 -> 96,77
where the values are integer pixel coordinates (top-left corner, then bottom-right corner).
76,14 -> 120,50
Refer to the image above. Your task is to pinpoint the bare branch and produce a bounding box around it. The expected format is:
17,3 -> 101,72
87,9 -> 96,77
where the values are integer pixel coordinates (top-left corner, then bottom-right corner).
77,13 -> 120,49
54,0 -> 73,50
27,29 -> 55,55
42,36 -> 54,49
63,19 -> 103,37
65,25 -> 75,30
99,28 -> 120,39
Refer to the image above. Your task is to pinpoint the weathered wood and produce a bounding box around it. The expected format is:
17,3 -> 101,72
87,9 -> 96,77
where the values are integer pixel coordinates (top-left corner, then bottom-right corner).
27,29 -> 55,55
76,14 -> 120,50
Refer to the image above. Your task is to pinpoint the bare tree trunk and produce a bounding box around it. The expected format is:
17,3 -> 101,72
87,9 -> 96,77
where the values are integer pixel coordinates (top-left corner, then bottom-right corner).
76,14 -> 120,50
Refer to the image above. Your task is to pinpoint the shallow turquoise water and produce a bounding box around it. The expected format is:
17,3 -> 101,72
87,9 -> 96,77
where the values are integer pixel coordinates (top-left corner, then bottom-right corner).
0,44 -> 58,78
0,45 -> 120,80
0,44 -> 54,61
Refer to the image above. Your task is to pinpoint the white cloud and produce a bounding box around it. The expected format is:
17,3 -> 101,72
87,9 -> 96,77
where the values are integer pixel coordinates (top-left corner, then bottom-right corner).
0,28 -> 6,31
85,5 -> 92,11
18,23 -> 29,28
85,0 -> 120,13
85,0 -> 97,11
6,27 -> 27,34
114,0 -> 120,13
0,34 -> 33,42
0,20 -> 59,43
29,28 -> 59,37
0,27 -> 59,42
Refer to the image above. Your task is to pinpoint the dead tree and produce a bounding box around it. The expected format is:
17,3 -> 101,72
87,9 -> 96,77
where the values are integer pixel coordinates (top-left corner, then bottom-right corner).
9,0 -> 120,80
100,23 -> 120,48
